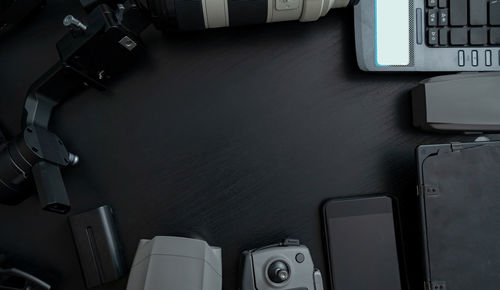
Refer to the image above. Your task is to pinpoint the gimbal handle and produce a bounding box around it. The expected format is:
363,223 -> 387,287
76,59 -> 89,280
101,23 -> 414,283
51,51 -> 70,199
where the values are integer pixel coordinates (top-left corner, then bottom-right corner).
33,162 -> 71,214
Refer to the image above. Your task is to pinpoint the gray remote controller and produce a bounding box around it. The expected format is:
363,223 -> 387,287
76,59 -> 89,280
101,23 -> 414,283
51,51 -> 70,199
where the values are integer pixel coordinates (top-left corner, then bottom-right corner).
240,239 -> 324,290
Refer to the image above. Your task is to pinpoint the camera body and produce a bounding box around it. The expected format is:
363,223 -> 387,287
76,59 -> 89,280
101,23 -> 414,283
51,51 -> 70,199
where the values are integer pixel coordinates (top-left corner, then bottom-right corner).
240,239 -> 324,290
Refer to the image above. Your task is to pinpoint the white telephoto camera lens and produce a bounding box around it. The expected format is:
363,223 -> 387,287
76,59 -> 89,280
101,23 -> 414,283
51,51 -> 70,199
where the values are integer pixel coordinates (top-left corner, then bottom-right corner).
145,0 -> 354,30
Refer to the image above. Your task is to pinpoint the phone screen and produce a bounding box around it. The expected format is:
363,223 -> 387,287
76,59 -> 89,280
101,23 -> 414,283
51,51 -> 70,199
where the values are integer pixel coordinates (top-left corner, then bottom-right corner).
325,196 -> 402,290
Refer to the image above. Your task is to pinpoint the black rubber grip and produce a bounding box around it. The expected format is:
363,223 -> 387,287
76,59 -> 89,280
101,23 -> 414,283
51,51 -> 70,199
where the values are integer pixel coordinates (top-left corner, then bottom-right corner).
148,0 -> 205,30
227,0 -> 267,26
175,0 -> 205,30
148,0 -> 178,29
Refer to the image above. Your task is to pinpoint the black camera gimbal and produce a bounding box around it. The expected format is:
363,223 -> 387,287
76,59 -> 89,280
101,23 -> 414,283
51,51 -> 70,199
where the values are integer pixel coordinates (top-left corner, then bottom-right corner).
0,0 -> 150,213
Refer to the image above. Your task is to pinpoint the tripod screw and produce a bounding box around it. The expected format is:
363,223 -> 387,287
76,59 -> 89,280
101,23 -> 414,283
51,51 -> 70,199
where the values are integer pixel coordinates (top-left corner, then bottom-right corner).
63,15 -> 87,31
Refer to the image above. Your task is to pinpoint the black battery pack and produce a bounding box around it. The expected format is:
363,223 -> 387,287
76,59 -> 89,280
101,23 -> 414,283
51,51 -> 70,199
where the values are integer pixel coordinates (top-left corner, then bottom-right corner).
68,205 -> 126,288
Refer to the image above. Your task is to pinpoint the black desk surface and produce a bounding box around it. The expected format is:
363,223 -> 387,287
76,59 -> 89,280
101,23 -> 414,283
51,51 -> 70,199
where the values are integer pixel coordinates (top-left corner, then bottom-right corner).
0,1 -> 491,289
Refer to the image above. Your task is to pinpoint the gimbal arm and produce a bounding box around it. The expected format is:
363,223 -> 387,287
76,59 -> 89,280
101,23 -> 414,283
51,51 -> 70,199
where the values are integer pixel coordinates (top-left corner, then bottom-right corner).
0,0 -> 150,214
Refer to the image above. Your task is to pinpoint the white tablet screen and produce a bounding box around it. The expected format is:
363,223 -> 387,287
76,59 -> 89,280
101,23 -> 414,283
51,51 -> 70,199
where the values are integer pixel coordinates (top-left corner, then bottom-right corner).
376,0 -> 410,66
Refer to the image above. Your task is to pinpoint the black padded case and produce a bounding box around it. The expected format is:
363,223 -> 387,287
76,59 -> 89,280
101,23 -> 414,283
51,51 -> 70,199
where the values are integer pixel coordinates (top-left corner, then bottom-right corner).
416,141 -> 500,290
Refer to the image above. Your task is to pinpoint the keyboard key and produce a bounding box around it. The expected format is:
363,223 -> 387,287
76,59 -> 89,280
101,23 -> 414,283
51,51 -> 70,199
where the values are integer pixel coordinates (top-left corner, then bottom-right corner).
472,50 -> 478,66
458,50 -> 465,66
426,0 -> 500,50
470,27 -> 488,45
486,50 -> 492,66
438,9 -> 448,26
428,9 -> 438,26
470,0 -> 488,26
450,0 -> 468,26
491,28 -> 500,44
450,28 -> 468,45
490,1 -> 500,25
439,29 -> 448,45
429,29 -> 439,45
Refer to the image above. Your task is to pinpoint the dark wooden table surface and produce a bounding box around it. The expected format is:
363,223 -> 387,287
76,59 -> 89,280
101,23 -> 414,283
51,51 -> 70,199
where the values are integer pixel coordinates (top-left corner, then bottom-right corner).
0,1 -> 490,289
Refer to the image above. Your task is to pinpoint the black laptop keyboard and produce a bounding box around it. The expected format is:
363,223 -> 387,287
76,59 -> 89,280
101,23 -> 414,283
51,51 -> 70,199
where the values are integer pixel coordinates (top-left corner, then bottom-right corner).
426,0 -> 500,47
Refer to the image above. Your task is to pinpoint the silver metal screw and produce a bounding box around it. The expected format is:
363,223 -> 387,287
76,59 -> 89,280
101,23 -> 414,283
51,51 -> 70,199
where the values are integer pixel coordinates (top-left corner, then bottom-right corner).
63,15 -> 87,31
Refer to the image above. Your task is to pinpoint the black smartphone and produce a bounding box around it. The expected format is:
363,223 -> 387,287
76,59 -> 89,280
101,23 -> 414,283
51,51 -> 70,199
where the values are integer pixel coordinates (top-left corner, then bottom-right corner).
323,195 -> 407,290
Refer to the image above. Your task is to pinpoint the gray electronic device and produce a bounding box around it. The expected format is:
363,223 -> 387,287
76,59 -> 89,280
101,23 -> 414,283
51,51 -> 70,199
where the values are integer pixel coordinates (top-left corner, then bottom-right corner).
126,236 -> 222,290
354,0 -> 500,71
240,239 -> 324,290
412,73 -> 500,133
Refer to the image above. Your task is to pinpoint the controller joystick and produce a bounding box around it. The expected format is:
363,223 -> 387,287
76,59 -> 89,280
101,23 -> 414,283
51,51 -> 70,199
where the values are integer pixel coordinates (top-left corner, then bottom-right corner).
268,260 -> 290,283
